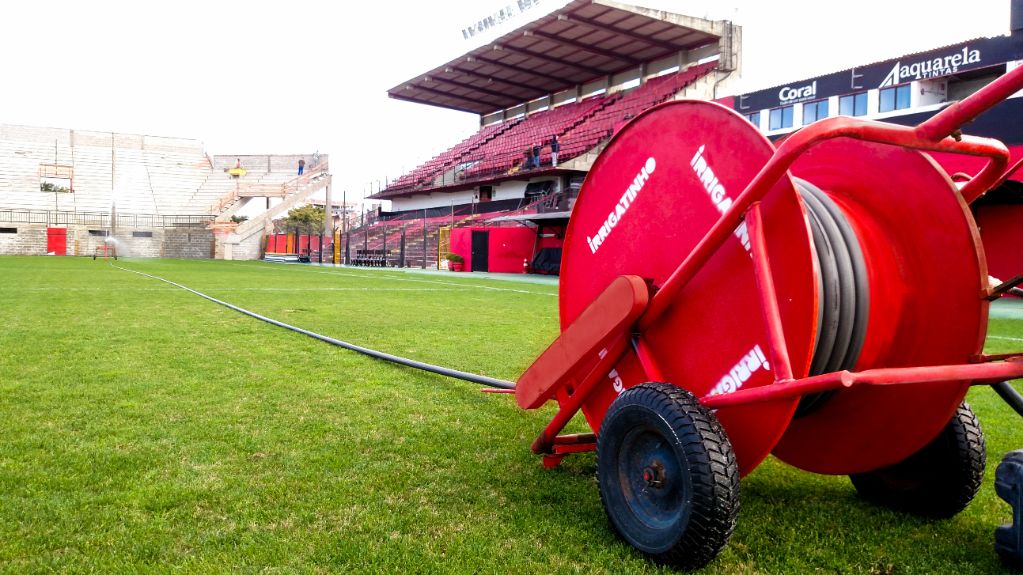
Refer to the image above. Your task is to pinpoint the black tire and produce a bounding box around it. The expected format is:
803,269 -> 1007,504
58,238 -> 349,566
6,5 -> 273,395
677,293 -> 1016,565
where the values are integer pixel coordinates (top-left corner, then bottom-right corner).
849,402 -> 986,519
597,382 -> 740,570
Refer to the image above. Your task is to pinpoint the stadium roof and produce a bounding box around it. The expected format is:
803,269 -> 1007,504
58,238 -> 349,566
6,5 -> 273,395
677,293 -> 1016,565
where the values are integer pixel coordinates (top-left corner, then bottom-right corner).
387,0 -> 726,115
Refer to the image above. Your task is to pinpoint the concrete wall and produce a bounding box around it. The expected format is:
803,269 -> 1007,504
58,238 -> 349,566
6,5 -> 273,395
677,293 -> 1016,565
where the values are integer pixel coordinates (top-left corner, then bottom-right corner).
159,228 -> 215,259
220,229 -> 264,261
0,225 -> 45,255
0,223 -> 213,258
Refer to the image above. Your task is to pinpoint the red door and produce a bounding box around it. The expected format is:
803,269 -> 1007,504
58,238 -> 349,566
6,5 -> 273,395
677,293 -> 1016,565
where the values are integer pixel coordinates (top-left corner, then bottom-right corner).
46,227 -> 67,255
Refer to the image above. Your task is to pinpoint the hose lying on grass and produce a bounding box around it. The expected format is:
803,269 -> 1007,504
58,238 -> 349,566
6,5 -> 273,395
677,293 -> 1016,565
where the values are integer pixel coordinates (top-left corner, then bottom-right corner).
112,262 -> 1023,406
113,263 -> 516,390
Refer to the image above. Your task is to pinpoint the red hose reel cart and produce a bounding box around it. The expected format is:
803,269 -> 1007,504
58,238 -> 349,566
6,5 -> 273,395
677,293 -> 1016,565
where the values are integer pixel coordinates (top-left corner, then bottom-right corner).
514,66 -> 1023,569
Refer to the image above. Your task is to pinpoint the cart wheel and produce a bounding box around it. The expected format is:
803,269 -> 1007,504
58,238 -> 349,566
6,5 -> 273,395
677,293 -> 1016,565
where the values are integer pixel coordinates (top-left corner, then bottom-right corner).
597,382 -> 739,570
849,402 -> 985,518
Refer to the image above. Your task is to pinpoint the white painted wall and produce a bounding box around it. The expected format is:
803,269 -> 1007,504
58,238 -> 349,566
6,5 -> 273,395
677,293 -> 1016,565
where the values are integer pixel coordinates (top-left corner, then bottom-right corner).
391,189 -> 476,211
493,180 -> 528,201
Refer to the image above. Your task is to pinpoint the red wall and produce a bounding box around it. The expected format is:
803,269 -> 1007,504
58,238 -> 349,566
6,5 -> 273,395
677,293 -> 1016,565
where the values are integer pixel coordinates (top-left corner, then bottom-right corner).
448,230 -> 471,269
450,227 -> 538,273
977,204 -> 1023,282
266,233 -> 323,253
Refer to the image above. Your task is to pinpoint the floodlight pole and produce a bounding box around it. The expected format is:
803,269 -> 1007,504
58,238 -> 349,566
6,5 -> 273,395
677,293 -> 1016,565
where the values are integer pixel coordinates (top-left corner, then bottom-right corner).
321,174 -> 332,264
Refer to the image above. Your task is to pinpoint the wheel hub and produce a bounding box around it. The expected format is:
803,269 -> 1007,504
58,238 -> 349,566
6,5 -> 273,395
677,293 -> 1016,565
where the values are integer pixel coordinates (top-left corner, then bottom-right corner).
642,461 -> 666,489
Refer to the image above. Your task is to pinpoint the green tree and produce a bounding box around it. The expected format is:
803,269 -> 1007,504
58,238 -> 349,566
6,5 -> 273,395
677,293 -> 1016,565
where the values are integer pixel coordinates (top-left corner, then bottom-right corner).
275,205 -> 325,234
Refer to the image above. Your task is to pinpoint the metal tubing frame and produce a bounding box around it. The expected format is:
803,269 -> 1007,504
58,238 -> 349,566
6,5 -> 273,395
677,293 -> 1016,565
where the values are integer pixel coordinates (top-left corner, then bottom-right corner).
631,335 -> 667,382
747,202 -> 795,382
702,359 -> 1023,410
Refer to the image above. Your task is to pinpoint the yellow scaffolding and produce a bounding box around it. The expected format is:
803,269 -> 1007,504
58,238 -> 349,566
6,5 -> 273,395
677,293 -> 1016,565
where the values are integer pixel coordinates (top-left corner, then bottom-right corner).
437,226 -> 451,269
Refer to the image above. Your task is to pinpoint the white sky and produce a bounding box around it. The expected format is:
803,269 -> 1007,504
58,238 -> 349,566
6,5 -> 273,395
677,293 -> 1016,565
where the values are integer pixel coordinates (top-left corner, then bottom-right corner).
0,0 -> 1010,204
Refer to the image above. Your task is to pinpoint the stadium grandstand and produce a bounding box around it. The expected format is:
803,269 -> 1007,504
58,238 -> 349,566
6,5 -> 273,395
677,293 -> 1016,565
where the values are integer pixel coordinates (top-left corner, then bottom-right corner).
366,0 -> 741,273
0,122 -> 328,259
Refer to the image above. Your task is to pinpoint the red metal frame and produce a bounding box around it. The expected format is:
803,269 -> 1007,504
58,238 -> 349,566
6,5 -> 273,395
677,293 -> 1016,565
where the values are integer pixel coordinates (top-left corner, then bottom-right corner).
516,64 -> 1023,467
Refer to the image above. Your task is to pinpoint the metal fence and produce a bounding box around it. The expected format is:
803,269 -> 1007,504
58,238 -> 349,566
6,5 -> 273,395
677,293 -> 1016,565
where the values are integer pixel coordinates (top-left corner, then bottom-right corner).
0,209 -> 214,228
341,217 -> 443,269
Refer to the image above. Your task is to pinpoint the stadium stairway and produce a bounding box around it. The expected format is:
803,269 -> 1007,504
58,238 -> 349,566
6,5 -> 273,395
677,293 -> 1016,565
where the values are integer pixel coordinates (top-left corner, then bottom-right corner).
217,170 -> 331,259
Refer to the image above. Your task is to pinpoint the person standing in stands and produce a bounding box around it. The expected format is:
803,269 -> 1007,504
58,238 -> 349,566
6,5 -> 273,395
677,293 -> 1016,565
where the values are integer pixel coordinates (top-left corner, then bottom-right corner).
550,135 -> 560,168
298,158 -> 305,176
531,142 -> 541,169
235,158 -> 242,169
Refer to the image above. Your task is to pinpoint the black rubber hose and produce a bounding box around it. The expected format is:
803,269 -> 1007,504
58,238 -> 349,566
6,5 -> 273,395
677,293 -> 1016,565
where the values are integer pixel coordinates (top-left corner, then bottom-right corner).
799,185 -> 841,376
799,180 -> 869,372
113,263 -> 517,390
793,179 -> 870,417
993,381 -> 1023,417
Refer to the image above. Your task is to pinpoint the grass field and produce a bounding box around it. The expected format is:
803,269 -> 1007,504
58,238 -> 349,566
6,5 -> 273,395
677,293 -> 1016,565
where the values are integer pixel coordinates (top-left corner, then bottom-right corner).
2,255 -> 1022,574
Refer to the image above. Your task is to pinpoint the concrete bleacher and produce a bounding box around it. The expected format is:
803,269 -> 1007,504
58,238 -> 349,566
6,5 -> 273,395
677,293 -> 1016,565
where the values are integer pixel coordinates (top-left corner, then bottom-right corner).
0,123 -> 332,260
459,96 -> 608,180
0,126 -> 329,221
0,124 -> 217,217
388,122 -> 518,191
381,63 -> 718,197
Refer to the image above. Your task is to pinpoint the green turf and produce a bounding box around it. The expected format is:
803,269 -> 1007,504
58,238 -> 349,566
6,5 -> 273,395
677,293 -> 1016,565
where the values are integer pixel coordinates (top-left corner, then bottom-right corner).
1,255 -> 1022,574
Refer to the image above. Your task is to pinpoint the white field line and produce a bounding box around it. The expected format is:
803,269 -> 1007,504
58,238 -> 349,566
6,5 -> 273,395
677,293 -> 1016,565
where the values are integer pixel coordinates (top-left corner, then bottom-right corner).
202,287 -> 484,292
989,335 -> 1023,343
5,287 -> 179,291
3,286 -> 483,293
221,260 -> 559,297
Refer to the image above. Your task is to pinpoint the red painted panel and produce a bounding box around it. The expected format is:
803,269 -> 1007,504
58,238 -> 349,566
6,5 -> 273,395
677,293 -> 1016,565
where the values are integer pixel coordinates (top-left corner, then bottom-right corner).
266,233 -> 326,253
449,229 -> 473,271
977,204 -> 1023,282
46,227 -> 66,256
450,227 -> 537,273
487,227 -> 536,273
